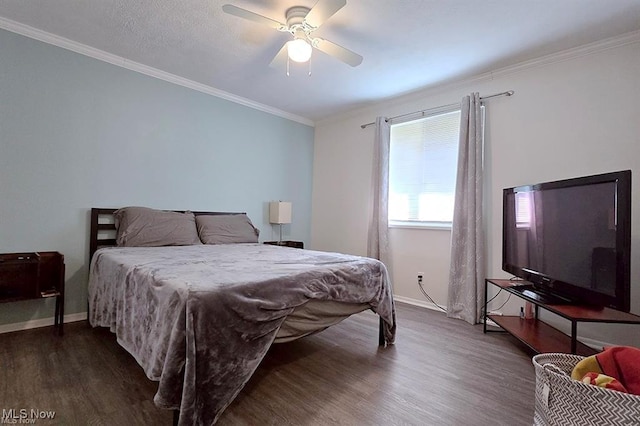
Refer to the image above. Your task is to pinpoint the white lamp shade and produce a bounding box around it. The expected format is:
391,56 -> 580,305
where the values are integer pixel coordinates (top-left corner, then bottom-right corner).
287,39 -> 312,63
269,201 -> 292,224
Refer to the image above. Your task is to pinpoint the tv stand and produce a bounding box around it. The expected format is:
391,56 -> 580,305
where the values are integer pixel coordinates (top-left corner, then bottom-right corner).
483,279 -> 640,355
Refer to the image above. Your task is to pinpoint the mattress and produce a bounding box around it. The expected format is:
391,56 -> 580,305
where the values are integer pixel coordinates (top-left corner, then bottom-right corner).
88,243 -> 395,425
274,299 -> 370,343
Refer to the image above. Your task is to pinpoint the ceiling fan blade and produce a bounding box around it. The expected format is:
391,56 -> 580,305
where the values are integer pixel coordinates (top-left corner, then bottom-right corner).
314,38 -> 363,67
222,4 -> 285,30
304,0 -> 346,28
269,43 -> 289,69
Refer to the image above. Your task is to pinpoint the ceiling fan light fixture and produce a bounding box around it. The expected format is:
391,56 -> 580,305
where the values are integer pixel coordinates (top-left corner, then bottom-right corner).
287,38 -> 312,63
223,1 -> 363,68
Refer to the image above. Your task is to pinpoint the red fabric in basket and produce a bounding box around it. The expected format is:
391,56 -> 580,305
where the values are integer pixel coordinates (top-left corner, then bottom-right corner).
597,346 -> 640,395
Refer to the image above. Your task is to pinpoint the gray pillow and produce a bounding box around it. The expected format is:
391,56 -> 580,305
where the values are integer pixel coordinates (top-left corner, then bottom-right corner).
114,207 -> 201,247
196,214 -> 260,244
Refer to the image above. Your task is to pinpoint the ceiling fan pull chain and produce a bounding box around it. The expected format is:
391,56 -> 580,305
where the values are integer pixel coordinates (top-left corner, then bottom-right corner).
286,56 -> 290,77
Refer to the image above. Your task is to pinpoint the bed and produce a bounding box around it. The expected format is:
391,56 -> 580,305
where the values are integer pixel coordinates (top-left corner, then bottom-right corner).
87,207 -> 396,425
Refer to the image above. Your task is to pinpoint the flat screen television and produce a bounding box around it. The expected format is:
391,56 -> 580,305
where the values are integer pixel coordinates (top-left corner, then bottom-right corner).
502,170 -> 631,312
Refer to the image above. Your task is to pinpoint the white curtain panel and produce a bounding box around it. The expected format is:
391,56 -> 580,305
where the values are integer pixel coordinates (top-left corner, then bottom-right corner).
447,93 -> 485,324
367,117 -> 391,269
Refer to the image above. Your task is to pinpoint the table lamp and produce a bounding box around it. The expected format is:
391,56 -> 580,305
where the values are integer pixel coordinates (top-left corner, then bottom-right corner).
269,201 -> 292,244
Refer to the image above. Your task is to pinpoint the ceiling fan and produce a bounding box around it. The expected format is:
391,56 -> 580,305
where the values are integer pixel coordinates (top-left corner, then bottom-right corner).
222,0 -> 363,68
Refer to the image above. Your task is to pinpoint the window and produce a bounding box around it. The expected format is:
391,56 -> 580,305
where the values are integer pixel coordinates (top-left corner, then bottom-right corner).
389,109 -> 461,227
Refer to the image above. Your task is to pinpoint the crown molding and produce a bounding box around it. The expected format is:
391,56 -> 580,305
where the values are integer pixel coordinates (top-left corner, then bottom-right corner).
489,29 -> 640,78
318,29 -> 640,127
0,17 -> 315,127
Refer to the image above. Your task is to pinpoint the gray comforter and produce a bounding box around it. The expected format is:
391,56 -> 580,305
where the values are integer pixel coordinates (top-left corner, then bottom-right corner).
88,243 -> 395,425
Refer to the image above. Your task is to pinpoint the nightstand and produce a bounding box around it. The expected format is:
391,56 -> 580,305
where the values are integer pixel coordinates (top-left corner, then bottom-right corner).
263,241 -> 304,249
0,251 -> 65,335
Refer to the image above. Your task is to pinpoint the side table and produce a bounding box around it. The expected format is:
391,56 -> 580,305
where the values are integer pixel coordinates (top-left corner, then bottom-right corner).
263,241 -> 304,249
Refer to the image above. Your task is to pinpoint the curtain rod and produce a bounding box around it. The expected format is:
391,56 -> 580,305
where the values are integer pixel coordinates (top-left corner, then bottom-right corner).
360,90 -> 514,129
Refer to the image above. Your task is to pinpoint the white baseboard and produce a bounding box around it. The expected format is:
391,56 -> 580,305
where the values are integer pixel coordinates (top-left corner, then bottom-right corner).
394,295 -> 447,313
0,312 -> 87,334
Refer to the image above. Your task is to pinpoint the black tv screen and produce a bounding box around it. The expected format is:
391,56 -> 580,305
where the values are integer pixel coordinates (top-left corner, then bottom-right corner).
502,170 -> 631,311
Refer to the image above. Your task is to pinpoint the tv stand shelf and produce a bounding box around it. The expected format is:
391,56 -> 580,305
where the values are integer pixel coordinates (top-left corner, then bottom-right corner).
483,279 -> 640,355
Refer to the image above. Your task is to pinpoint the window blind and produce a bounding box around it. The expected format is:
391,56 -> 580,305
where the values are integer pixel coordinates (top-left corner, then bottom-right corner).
389,109 -> 461,224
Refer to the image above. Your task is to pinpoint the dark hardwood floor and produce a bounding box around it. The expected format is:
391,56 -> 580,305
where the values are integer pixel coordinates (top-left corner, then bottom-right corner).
0,302 -> 535,425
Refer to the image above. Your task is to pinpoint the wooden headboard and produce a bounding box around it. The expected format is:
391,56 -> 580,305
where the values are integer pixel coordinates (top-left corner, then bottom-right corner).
89,208 -> 244,260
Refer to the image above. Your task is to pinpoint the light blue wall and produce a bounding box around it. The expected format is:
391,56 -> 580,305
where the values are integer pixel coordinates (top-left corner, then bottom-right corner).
0,29 -> 314,325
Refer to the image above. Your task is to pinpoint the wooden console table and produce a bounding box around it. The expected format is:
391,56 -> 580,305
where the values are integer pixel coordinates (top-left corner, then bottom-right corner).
0,252 -> 65,335
483,278 -> 640,355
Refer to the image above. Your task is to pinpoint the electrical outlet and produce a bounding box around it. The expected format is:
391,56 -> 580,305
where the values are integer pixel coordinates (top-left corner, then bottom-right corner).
417,272 -> 424,283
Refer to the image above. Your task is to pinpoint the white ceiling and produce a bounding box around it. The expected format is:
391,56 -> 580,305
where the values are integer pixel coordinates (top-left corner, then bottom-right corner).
1,0 -> 639,123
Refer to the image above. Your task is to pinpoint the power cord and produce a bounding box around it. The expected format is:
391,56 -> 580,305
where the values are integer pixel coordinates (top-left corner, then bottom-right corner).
485,289 -> 502,306
417,275 -> 447,312
484,275 -> 520,316
481,288 -> 511,320
415,276 -> 511,317
483,275 -> 517,317
490,293 -> 511,312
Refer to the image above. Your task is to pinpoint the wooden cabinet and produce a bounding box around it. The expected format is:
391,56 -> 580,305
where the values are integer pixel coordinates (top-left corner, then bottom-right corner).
263,241 -> 304,249
483,278 -> 640,355
0,252 -> 65,334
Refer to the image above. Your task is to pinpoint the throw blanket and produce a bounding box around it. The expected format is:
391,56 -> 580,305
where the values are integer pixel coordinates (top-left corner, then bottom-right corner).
88,244 -> 396,425
571,346 -> 640,395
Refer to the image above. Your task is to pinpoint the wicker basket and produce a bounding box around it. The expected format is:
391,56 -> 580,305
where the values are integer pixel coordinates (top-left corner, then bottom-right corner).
532,353 -> 640,425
